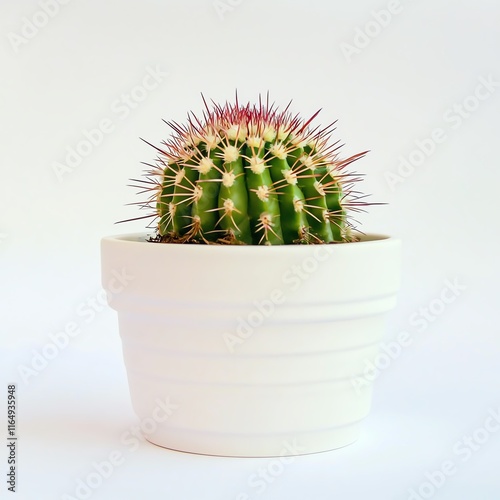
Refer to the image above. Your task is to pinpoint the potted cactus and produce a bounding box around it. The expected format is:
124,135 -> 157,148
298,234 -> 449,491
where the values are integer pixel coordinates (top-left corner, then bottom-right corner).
101,95 -> 401,457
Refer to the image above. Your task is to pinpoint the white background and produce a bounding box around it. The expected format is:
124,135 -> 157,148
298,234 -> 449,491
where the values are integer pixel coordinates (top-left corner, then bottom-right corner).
1,0 -> 500,499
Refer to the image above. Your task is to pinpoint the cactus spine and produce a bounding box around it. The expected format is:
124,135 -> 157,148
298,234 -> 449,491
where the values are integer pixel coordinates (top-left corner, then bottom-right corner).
134,95 -> 369,245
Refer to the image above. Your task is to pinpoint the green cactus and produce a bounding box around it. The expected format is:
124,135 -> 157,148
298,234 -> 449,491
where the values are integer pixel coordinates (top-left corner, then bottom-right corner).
133,95 -> 370,245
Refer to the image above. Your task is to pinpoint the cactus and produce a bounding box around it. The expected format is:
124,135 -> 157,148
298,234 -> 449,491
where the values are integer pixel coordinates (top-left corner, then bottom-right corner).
131,95 -> 371,245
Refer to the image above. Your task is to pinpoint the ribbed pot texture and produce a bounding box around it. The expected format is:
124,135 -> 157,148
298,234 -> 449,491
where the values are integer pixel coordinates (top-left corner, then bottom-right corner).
101,233 -> 401,457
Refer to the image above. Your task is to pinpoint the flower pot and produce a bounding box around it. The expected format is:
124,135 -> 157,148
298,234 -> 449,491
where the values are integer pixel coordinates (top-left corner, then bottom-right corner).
101,233 -> 401,457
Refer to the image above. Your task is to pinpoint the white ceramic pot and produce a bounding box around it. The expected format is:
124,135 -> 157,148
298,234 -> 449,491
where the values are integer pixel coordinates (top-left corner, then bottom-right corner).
101,233 -> 401,457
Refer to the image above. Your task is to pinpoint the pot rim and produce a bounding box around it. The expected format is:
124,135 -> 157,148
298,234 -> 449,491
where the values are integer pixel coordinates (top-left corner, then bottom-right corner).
102,232 -> 399,250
